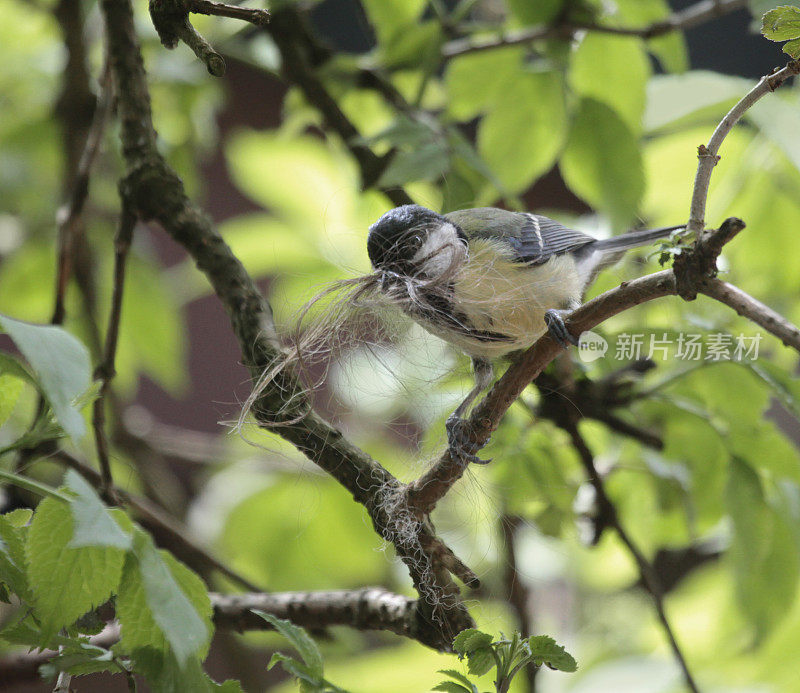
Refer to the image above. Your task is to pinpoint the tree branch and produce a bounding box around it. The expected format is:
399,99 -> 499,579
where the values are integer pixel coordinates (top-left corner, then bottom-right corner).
405,270 -> 679,515
442,0 -> 748,59
700,279 -> 800,351
100,0 -> 472,649
92,202 -> 135,495
0,588 -> 434,684
559,419 -> 699,693
266,7 -> 414,206
688,60 -> 800,233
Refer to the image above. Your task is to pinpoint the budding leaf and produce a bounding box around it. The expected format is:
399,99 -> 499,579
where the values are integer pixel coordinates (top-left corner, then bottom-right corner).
762,6 -> 800,57
452,628 -> 493,655
527,635 -> 578,673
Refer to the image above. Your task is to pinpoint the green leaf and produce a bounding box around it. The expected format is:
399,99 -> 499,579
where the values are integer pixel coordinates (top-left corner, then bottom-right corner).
381,21 -> 442,69
506,0 -> 563,25
0,468 -> 70,501
0,314 -> 91,440
644,72 -> 752,133
782,35 -> 800,56
0,615 -> 76,649
360,0 -> 427,46
26,496 -> 125,643
452,628 -> 493,655
377,143 -> 450,187
559,98 -> 644,227
0,511 -> 30,599
445,47 -> 525,121
116,529 -> 212,665
761,6 -> 800,40
39,642 -> 124,679
129,646 -> 236,692
432,682 -> 473,693
268,652 -> 321,685
726,457 -> 800,637
117,257 -> 187,396
611,0 -> 688,72
255,611 -> 324,677
466,647 -> 494,676
437,669 -> 478,692
569,34 -> 650,133
527,635 -> 578,672
477,70 -> 566,192
0,353 -> 30,427
63,470 -> 131,549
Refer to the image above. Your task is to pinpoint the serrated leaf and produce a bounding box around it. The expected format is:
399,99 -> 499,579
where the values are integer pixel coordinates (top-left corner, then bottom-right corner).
560,98 -> 644,227
432,682 -> 473,693
26,496 -> 125,644
116,530 -> 211,665
762,6 -> 800,40
782,35 -> 800,57
0,616 -> 76,649
437,668 -> 478,692
527,635 -> 578,672
268,652 -> 320,685
0,314 -> 91,441
0,513 -> 29,598
129,646 -> 229,692
466,646 -> 494,676
39,642 -> 123,679
452,628 -> 493,655
63,470 -> 130,549
256,611 -> 324,677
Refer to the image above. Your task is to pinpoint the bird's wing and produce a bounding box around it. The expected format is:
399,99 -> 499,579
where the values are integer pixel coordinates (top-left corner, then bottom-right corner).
446,209 -> 596,266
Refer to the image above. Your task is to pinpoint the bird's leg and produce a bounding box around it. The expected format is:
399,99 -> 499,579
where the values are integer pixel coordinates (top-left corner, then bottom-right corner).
446,357 -> 494,465
544,299 -> 582,348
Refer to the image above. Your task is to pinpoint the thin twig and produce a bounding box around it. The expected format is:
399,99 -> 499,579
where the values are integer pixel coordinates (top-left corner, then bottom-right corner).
0,588 -> 437,684
501,515 -> 537,692
47,448 -> 263,593
176,19 -> 226,75
53,670 -> 71,693
561,419 -> 700,693
188,0 -> 269,25
92,203 -> 136,496
101,0 -> 473,648
688,60 -> 800,232
51,64 -> 113,326
404,270 -> 679,515
442,0 -> 748,59
267,7 -> 414,206
700,279 -> 800,352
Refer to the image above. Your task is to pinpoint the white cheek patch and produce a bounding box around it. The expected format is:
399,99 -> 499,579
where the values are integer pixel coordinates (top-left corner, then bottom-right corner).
412,223 -> 466,277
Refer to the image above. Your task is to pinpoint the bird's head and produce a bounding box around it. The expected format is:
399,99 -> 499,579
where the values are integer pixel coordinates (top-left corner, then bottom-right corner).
367,205 -> 468,280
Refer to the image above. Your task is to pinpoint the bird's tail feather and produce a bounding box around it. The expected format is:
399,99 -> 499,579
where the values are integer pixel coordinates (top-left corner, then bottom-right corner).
593,224 -> 684,253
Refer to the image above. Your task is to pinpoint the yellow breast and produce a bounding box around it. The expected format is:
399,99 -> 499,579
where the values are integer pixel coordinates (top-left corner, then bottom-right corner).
438,238 -> 583,359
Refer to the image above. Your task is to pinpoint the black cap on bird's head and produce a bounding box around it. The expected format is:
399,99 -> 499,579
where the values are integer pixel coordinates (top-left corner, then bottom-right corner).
367,204 -> 452,273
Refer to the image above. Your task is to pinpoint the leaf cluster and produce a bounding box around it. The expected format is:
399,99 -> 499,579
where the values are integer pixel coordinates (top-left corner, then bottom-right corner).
0,470 -> 240,692
433,628 -> 576,693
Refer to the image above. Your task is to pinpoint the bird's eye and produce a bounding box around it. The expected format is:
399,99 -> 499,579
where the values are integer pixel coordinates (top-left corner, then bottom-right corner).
413,235 -> 422,245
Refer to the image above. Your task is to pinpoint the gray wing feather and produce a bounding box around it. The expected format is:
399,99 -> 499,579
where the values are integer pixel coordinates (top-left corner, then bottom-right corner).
509,214 -> 595,265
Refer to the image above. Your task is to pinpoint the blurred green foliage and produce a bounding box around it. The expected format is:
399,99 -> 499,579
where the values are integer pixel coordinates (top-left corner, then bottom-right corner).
1,0 -> 800,690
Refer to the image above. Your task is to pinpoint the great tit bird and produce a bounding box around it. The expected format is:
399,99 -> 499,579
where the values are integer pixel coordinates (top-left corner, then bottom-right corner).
367,204 -> 682,463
